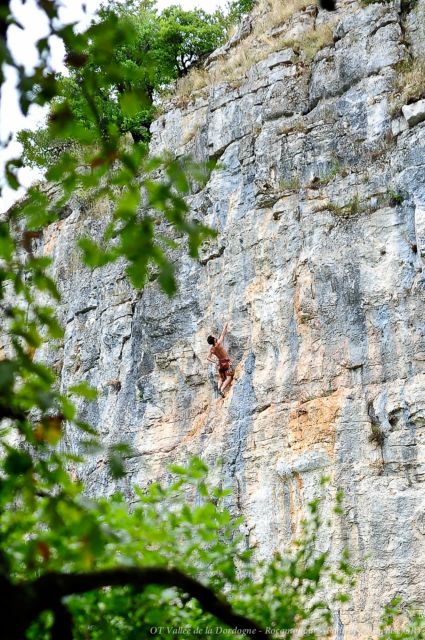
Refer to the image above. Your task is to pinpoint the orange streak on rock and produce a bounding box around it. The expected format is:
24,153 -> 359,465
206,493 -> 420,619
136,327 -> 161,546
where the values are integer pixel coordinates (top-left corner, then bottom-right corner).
287,390 -> 343,458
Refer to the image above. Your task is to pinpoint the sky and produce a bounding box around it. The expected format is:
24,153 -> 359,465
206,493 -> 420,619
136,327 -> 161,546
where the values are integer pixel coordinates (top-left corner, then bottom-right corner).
0,0 -> 227,212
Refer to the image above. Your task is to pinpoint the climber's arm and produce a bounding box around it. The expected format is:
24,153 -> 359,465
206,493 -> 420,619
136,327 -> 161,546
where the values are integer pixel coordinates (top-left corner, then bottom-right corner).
207,350 -> 218,365
217,322 -> 229,345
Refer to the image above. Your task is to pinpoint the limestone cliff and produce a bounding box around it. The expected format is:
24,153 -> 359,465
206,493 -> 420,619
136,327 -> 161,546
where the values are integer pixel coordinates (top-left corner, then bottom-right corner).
38,0 -> 425,637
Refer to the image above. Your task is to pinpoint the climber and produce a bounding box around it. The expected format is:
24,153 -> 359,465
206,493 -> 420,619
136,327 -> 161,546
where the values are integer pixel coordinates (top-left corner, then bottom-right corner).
207,322 -> 234,397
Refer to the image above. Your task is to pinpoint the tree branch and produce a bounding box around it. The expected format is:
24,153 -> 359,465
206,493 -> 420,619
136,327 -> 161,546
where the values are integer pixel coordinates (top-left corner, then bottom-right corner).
30,566 -> 267,638
51,600 -> 73,640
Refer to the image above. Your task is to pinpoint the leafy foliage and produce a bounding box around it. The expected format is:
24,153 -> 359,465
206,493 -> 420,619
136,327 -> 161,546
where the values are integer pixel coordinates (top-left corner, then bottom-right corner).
379,599 -> 425,640
226,0 -> 258,24
155,6 -> 226,77
18,0 -> 229,164
15,461 -> 352,640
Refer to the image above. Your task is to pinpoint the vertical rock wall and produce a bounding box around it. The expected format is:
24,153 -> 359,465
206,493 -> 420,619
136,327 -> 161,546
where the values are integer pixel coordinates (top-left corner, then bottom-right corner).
40,1 -> 425,636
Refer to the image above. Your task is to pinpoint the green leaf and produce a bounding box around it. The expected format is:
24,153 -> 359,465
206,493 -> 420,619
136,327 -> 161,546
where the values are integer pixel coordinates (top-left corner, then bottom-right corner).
20,190 -> 53,229
0,361 -> 16,389
75,420 -> 98,436
35,307 -> 64,339
61,396 -> 76,421
119,90 -> 147,117
108,452 -> 126,479
69,382 -> 98,401
78,238 -> 114,268
198,482 -> 208,498
32,272 -> 61,301
0,223 -> 14,260
5,159 -> 22,190
158,262 -> 176,296
168,464 -> 188,475
4,448 -> 33,474
126,260 -> 148,289
166,160 -> 190,193
115,188 -> 140,221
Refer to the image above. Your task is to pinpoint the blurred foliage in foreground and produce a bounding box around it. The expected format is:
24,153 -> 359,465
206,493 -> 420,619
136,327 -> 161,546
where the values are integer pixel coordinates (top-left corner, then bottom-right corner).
20,461 -> 351,639
0,0 -> 424,638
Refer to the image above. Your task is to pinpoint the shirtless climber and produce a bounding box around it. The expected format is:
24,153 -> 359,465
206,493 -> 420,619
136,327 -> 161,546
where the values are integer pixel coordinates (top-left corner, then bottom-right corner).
207,322 -> 234,397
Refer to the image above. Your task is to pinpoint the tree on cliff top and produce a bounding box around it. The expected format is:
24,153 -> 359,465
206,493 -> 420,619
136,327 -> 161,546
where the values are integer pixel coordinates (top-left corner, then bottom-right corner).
18,1 -> 227,161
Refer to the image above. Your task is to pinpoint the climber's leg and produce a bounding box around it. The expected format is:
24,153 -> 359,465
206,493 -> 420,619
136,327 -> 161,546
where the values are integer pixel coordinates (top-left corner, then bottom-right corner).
220,372 -> 234,394
216,372 -> 226,397
218,367 -> 227,391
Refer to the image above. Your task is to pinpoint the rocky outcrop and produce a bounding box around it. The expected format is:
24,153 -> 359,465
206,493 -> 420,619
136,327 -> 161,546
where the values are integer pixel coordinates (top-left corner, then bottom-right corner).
403,98 -> 425,126
39,0 -> 425,637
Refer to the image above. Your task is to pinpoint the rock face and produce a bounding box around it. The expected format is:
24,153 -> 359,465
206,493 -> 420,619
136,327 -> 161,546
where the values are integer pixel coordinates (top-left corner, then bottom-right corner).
402,98 -> 425,127
40,0 -> 425,637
